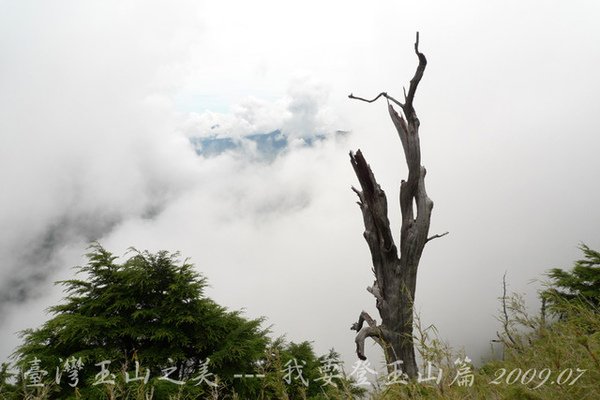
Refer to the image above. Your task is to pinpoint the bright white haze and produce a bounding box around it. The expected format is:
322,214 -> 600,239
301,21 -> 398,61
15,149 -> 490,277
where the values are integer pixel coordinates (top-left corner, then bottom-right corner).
1,0 -> 599,371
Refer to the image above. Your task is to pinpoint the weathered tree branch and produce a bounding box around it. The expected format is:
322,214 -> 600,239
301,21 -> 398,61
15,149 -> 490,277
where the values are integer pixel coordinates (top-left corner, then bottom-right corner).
355,327 -> 383,361
350,150 -> 399,286
348,92 -> 404,109
405,31 -> 427,112
350,310 -> 377,332
350,311 -> 385,360
367,280 -> 383,302
426,231 -> 449,243
348,32 -> 426,124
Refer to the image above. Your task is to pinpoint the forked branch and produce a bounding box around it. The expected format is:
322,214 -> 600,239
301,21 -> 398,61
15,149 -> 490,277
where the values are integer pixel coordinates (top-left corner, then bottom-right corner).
351,311 -> 384,360
348,31 -> 427,122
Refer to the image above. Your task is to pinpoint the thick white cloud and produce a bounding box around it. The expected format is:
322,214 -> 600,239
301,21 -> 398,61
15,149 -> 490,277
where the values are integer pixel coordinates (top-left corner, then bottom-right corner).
2,0 -> 600,375
0,0 -> 205,357
181,75 -> 337,141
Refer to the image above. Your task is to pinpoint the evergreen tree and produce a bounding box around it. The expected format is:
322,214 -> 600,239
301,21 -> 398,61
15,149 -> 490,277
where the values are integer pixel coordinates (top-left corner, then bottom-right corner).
12,244 -> 269,399
544,244 -> 600,313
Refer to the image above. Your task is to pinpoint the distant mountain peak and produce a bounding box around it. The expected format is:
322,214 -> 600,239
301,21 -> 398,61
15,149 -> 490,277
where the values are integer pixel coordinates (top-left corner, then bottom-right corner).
190,130 -> 329,160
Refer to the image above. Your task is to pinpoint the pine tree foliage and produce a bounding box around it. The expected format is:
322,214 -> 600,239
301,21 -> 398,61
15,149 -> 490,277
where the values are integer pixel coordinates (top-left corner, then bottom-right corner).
544,244 -> 600,312
12,243 -> 269,398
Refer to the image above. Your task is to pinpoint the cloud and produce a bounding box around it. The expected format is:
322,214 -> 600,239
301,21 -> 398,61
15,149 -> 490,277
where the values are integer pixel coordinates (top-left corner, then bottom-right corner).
180,76 -> 336,141
2,0 -> 600,375
0,1 -> 357,362
0,1 -> 203,313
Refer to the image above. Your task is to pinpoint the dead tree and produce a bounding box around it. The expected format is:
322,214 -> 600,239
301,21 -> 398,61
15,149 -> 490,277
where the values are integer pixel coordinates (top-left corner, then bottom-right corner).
349,33 -> 447,379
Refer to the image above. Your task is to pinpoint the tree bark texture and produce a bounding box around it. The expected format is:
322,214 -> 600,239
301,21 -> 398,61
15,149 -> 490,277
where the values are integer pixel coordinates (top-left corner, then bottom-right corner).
349,33 -> 439,379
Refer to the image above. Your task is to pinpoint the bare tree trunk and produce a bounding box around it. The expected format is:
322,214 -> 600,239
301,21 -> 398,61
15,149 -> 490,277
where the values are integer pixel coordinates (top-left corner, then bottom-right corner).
349,33 -> 446,379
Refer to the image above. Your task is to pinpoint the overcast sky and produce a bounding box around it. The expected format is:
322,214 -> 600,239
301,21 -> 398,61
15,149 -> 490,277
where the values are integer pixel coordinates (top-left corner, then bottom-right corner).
1,0 -> 599,373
